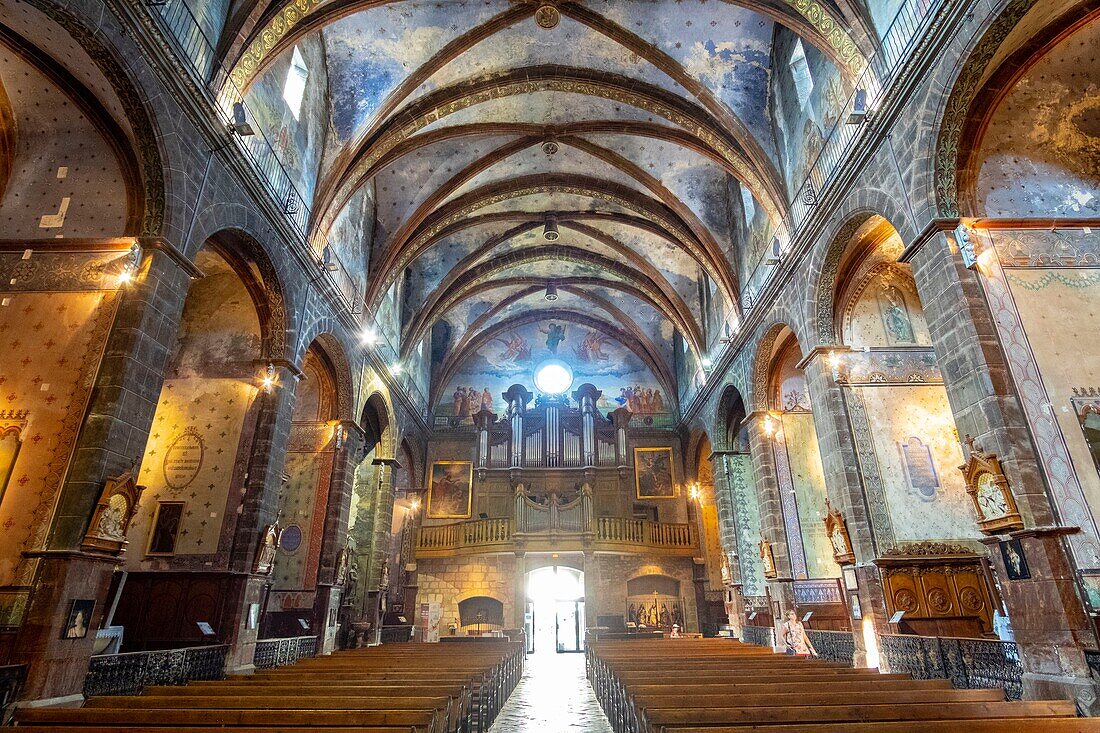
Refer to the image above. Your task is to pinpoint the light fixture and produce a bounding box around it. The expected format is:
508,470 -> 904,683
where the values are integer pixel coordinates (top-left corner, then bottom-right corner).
762,413 -> 778,438
534,359 -> 573,394
409,496 -> 421,512
260,363 -> 276,394
543,216 -> 559,241
955,222 -> 979,270
320,244 -> 338,272
390,362 -> 403,375
847,88 -> 869,125
544,281 -> 558,301
700,354 -> 713,371
229,102 -> 255,137
766,235 -> 782,265
361,328 -> 379,346
117,242 -> 142,285
689,482 -> 701,502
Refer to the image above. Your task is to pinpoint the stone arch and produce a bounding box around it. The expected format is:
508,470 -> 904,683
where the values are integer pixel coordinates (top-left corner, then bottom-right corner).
202,227 -> 292,362
749,322 -> 798,413
362,391 -> 397,462
931,1 -> 1097,217
715,384 -> 749,453
298,329 -> 355,422
8,0 -> 168,236
809,205 -> 913,347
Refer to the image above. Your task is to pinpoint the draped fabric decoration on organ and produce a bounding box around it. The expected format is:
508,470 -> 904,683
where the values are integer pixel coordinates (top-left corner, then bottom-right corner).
0,0 -> 1099,726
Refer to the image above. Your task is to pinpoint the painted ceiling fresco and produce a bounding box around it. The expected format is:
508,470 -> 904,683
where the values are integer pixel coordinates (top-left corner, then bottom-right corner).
228,0 -> 864,418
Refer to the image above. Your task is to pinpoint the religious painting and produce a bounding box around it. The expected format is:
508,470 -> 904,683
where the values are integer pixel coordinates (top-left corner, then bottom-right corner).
898,436 -> 940,501
1079,403 -> 1100,478
62,599 -> 95,640
634,447 -> 674,499
1000,539 -> 1031,581
146,502 -> 184,555
850,594 -> 863,620
427,461 -> 472,518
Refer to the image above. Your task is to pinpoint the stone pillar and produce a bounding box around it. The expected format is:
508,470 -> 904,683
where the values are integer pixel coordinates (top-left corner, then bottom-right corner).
225,361 -> 301,671
904,223 -> 1098,708
513,552 -> 527,630
583,551 -> 598,632
12,246 -> 193,703
801,349 -> 884,666
313,421 -> 364,654
744,413 -> 796,633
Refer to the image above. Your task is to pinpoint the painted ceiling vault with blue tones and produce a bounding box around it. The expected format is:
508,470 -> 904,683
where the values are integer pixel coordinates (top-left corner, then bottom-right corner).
225,0 -> 869,418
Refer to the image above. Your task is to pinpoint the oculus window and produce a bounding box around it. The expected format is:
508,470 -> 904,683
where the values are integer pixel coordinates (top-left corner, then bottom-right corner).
534,360 -> 573,395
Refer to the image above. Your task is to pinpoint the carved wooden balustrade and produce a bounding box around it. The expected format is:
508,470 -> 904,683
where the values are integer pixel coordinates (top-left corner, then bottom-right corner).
416,506 -> 696,558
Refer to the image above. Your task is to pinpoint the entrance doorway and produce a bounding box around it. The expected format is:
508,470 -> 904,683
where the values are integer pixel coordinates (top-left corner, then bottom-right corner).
526,566 -> 584,654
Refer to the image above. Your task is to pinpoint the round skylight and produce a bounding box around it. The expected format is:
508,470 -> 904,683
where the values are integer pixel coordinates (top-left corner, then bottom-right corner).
534,360 -> 573,395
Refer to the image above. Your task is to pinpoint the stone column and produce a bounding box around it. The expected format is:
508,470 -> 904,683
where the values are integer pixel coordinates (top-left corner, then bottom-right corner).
903,223 -> 1098,709
12,246 -> 193,703
513,551 -> 527,630
313,421 -> 364,654
225,361 -> 301,671
801,349 -> 885,666
583,551 -> 598,632
744,413 -> 796,633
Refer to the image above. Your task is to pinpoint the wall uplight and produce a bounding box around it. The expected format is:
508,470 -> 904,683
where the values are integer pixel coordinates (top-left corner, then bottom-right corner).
389,362 -> 403,376
260,363 -> 277,394
762,413 -> 778,439
117,242 -> 142,286
361,328 -> 379,346
409,496 -> 421,512
688,482 -> 702,502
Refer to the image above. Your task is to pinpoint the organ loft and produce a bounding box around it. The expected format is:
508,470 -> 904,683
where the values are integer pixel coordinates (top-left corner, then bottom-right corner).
0,0 -> 1097,729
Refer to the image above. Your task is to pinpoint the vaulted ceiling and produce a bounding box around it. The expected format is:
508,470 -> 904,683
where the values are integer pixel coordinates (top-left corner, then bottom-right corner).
221,0 -> 877,414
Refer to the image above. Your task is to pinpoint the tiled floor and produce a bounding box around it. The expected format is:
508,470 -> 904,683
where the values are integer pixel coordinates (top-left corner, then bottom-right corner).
490,652 -> 615,732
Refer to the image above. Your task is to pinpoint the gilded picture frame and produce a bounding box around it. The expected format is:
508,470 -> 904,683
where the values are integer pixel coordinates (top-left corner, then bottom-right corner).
634,447 -> 675,499
427,461 -> 473,518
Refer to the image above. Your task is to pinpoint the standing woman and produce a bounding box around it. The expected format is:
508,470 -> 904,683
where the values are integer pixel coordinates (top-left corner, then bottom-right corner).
782,609 -> 818,657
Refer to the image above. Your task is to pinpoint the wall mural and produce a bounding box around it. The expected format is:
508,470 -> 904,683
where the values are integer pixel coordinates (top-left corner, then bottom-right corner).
1006,267 -> 1100,524
128,378 -> 258,560
974,16 -> 1100,218
855,384 -> 979,542
780,412 -> 841,579
436,320 -> 669,420
0,290 -> 119,587
728,452 -> 764,597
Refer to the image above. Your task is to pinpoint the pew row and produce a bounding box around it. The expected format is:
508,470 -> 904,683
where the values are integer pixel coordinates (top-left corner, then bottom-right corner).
587,637 -> 1100,733
14,641 -> 523,733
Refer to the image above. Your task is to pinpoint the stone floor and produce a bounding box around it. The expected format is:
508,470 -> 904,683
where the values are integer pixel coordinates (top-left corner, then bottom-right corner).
489,651 -> 615,732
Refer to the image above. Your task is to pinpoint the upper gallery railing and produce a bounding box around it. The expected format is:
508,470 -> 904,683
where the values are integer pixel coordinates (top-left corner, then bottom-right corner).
135,0 -> 427,415
253,635 -> 319,669
416,515 -> 694,554
737,0 -> 947,324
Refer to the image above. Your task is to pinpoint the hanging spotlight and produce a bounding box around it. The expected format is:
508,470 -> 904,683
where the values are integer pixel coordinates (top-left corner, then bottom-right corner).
543,217 -> 559,241
544,281 -> 558,301
229,102 -> 255,137
847,88 -> 870,125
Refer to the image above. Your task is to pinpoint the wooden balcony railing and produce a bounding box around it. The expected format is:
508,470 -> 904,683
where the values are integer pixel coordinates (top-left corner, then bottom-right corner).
417,516 -> 694,556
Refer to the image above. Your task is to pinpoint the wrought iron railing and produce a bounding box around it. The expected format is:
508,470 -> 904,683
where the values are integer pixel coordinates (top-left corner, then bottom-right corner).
0,664 -> 25,719
736,0 -> 947,322
83,644 -> 228,697
137,0 -> 428,416
741,625 -> 775,648
253,635 -> 319,670
880,634 -> 1022,700
806,629 -> 855,666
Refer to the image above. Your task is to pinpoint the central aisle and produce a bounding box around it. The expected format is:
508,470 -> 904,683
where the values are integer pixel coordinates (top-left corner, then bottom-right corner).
490,652 -> 614,732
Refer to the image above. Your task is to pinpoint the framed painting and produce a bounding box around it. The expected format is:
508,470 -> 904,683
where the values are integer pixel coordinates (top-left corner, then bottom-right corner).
634,447 -> 675,499
146,501 -> 184,556
62,599 -> 95,639
427,461 -> 473,518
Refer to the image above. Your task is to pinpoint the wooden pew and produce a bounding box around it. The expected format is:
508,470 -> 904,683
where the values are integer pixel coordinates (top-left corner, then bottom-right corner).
587,638 -> 1100,733
13,641 -> 524,733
